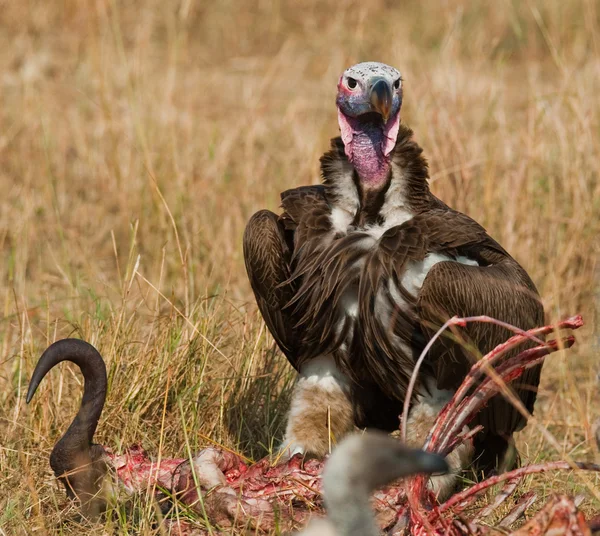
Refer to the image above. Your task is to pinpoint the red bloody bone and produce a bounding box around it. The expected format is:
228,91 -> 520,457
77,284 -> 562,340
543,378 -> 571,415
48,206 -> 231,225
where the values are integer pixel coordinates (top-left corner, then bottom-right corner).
30,316 -> 598,534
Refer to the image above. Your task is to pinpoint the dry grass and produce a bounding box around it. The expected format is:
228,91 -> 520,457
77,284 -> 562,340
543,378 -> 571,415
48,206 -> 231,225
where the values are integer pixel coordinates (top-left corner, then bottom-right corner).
1,0 -> 599,534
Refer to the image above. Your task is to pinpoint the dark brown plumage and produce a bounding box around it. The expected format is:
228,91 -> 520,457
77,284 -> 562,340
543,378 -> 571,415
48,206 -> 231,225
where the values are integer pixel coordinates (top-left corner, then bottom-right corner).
243,63 -> 544,472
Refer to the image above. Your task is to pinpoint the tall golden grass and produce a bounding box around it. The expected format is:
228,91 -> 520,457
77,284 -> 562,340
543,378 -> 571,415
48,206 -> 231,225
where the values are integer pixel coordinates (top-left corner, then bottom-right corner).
1,0 -> 599,533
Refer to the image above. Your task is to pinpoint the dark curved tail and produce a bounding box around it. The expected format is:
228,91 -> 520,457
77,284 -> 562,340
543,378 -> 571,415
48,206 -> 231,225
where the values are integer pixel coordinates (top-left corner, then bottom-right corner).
27,339 -> 108,514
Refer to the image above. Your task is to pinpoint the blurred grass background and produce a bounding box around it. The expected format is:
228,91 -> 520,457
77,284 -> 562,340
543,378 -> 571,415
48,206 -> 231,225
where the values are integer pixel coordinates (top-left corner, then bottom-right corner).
0,0 -> 599,533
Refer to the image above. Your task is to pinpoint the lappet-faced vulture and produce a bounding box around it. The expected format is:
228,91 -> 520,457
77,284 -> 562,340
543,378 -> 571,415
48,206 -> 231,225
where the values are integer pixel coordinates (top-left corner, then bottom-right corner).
243,62 -> 544,485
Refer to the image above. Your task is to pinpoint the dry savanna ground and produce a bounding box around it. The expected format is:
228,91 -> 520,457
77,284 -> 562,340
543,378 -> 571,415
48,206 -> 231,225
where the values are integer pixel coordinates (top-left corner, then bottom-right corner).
1,0 -> 599,534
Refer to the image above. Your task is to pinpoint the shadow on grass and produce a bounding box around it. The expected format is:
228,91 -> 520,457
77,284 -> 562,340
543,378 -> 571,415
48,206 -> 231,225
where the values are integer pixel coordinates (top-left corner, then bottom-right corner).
224,347 -> 295,460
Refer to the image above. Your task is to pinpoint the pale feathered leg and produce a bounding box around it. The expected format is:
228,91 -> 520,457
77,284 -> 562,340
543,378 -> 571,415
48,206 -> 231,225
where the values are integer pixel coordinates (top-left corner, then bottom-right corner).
403,379 -> 473,501
280,355 -> 355,459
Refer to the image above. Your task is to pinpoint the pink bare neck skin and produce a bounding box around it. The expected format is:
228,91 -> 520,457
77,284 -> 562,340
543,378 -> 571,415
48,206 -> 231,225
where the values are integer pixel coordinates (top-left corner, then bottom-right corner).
338,108 -> 400,189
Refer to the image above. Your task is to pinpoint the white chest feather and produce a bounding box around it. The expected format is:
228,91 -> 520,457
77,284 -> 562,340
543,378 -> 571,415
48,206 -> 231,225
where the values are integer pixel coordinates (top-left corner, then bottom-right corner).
330,207 -> 355,234
333,227 -> 479,326
401,253 -> 479,296
327,173 -> 478,324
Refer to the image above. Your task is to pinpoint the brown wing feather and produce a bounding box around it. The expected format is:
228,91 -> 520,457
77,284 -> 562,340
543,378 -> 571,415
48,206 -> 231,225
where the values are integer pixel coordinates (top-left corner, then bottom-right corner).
417,209 -> 509,261
243,209 -> 300,367
353,210 -> 511,403
280,185 -> 331,251
355,220 -> 428,397
243,186 -> 331,371
418,259 -> 544,424
415,212 -> 544,473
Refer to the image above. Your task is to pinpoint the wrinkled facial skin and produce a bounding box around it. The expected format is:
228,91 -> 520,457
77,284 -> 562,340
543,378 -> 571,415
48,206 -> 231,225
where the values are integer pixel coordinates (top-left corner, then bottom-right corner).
336,62 -> 403,122
335,63 -> 404,181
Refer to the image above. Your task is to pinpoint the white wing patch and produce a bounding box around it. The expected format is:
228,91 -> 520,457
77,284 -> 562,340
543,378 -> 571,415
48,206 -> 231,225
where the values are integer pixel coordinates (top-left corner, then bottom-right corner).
334,241 -> 479,330
402,253 -> 479,296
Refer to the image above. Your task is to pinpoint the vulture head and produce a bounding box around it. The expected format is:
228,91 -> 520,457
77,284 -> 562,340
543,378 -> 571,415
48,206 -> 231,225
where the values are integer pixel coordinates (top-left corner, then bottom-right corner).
336,62 -> 403,188
299,431 -> 448,536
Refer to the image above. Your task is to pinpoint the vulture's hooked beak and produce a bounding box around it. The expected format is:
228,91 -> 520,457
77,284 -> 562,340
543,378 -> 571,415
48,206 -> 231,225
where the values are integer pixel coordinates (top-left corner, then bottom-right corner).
369,78 -> 393,123
409,449 -> 449,476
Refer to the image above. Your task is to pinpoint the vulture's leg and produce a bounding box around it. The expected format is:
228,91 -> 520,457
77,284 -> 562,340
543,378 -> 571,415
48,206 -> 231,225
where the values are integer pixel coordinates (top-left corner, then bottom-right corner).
281,355 -> 354,458
401,378 -> 473,501
244,211 -> 354,458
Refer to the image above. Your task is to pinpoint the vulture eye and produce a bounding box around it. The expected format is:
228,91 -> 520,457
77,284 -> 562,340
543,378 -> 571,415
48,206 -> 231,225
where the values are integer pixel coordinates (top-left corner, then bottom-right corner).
347,77 -> 358,89
394,78 -> 401,90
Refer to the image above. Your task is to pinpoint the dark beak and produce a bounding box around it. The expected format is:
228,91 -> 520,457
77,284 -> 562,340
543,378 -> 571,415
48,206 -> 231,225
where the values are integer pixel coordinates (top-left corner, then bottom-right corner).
370,78 -> 393,122
408,449 -> 449,476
